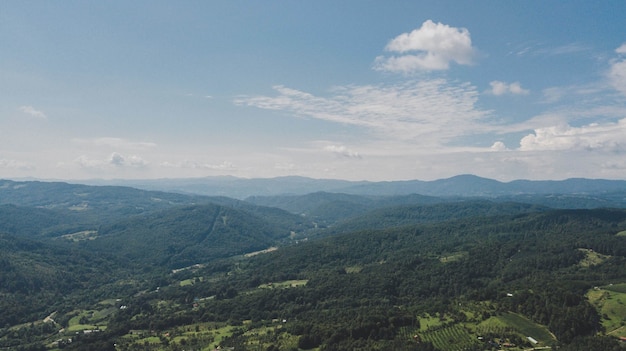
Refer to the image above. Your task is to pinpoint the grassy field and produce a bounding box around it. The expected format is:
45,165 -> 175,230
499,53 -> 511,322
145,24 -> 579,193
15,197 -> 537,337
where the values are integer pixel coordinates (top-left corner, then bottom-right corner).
616,230 -> 626,237
419,324 -> 476,351
588,284 -> 626,337
413,310 -> 555,351
344,265 -> 363,273
496,312 -> 554,344
578,248 -> 611,267
439,251 -> 468,263
180,276 -> 203,286
65,310 -> 108,332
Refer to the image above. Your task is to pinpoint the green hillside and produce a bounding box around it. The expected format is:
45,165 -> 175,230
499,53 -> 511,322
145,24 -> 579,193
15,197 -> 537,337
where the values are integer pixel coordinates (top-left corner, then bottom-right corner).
88,203 -> 304,269
1,180 -> 626,351
43,208 -> 626,351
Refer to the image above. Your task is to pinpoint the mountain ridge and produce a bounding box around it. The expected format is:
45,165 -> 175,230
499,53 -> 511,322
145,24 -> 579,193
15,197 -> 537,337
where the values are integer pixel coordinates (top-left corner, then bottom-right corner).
64,174 -> 626,198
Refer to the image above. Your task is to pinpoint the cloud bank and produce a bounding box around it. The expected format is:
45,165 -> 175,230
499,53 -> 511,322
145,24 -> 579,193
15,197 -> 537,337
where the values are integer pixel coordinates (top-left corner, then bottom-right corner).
519,118 -> 626,152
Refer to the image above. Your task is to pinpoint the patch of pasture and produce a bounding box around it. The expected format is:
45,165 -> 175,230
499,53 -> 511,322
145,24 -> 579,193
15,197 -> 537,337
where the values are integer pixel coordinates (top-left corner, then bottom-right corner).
578,248 -> 611,267
495,312 -> 554,344
588,285 -> 626,337
439,251 -> 468,263
344,265 -> 362,273
418,314 -> 454,332
419,324 -> 476,351
179,276 -> 203,286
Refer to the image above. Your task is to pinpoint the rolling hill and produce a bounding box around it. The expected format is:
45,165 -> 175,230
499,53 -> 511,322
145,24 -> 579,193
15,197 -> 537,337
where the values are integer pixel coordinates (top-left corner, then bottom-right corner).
2,178 -> 626,351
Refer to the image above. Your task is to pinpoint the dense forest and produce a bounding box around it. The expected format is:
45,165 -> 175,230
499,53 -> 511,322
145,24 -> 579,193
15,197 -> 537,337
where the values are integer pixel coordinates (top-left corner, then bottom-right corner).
1,179 -> 625,351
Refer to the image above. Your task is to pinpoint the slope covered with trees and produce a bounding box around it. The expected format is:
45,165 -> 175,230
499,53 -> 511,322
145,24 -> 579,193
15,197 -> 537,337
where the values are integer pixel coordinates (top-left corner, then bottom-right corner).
1,179 -> 626,351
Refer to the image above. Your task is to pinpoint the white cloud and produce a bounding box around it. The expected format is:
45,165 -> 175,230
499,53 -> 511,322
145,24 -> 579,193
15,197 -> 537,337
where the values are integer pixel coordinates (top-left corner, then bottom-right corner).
324,145 -> 361,158
490,141 -> 508,151
236,79 -> 488,145
488,81 -> 529,96
608,58 -> 626,96
607,43 -> 626,96
18,105 -> 47,119
75,153 -> 148,169
111,153 -> 148,167
374,20 -> 475,73
518,118 -> 626,152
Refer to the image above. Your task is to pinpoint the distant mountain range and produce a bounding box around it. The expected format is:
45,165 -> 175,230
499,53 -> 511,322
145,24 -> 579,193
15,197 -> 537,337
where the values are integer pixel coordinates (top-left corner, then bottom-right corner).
77,174 -> 626,198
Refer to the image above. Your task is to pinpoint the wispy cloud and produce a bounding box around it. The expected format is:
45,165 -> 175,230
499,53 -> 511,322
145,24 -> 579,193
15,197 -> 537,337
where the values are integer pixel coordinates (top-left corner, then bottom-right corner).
540,42 -> 589,56
324,145 -> 362,159
540,83 -> 607,104
487,81 -> 529,96
0,158 -> 35,170
73,137 -> 157,150
236,79 -> 489,145
18,105 -> 47,119
373,20 -> 476,73
512,42 -> 589,57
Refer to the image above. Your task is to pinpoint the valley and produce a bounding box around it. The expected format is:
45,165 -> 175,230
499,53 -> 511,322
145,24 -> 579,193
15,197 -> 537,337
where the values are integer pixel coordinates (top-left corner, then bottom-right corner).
0,177 -> 625,351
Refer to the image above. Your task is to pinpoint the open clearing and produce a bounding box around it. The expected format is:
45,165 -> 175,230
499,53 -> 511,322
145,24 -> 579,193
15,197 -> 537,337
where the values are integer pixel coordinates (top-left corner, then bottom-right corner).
578,248 -> 611,267
258,280 -> 308,289
59,230 -> 98,242
587,284 -> 626,337
496,312 -> 554,344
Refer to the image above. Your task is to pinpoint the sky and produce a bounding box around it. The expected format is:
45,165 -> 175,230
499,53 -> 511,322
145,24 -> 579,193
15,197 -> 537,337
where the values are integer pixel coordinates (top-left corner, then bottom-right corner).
2,1 -> 626,182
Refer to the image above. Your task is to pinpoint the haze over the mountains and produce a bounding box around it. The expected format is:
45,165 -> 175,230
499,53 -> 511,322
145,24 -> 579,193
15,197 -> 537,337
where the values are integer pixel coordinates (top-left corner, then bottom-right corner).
76,174 -> 626,199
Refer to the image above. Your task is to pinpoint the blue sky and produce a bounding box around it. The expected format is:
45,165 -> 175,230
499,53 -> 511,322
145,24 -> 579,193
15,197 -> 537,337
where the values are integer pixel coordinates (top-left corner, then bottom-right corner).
2,1 -> 626,181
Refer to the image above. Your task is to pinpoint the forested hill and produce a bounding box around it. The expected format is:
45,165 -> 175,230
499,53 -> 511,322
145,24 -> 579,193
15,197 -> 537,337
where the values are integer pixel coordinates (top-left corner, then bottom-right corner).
0,232 -> 135,328
0,179 -> 211,222
2,179 -> 626,351
246,192 -> 444,225
86,203 -> 310,269
47,207 -> 626,351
